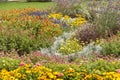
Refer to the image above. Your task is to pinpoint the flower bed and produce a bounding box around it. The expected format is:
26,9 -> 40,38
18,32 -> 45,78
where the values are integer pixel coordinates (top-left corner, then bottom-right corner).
0,57 -> 120,80
0,0 -> 120,80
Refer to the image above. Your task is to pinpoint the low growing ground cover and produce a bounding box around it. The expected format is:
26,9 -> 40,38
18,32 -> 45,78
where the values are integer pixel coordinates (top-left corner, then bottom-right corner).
0,53 -> 120,80
0,0 -> 120,80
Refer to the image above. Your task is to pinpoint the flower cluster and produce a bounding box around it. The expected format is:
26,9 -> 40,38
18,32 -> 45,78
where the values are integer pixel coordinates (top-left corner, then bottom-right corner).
48,13 -> 63,20
82,72 -> 120,80
63,68 -> 120,80
0,54 -> 120,80
48,13 -> 86,28
70,15 -> 86,28
58,38 -> 83,55
63,67 -> 83,79
0,8 -> 37,21
0,8 -> 63,55
0,63 -> 64,80
103,72 -> 120,80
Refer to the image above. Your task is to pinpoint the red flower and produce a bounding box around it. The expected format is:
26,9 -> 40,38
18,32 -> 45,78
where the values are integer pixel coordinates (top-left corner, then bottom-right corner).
19,62 -> 25,66
57,73 -> 64,77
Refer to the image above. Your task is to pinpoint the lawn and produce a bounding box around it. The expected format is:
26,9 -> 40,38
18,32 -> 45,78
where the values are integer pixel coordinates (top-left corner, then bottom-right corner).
0,2 -> 55,10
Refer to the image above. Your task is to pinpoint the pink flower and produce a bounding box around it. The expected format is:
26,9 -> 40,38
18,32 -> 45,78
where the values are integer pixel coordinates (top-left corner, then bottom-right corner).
57,73 -> 64,77
19,62 -> 25,66
116,69 -> 120,73
34,62 -> 41,67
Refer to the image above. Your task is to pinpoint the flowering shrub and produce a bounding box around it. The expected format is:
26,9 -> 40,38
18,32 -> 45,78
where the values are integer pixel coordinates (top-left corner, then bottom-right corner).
58,38 -> 83,55
0,8 -> 62,55
102,39 -> 120,56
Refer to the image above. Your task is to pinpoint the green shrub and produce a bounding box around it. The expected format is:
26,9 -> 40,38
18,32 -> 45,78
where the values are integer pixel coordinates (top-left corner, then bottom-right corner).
0,26 -> 59,56
90,1 -> 120,37
95,10 -> 119,37
101,39 -> 120,56
0,27 -> 60,56
0,57 -> 20,71
54,0 -> 82,17
0,10 -> 62,56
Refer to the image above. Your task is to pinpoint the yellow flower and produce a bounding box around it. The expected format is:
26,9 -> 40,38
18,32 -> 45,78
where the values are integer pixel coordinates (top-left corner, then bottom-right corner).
15,73 -> 21,78
53,72 -> 59,75
56,79 -> 63,80
38,76 -> 47,80
64,15 -> 70,20
68,73 -> 73,76
48,73 -> 54,79
21,74 -> 26,79
25,70 -> 31,74
9,77 -> 15,80
25,64 -> 31,68
48,13 -> 63,19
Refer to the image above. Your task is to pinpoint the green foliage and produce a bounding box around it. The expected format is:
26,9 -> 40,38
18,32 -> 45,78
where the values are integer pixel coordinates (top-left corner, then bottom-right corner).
45,63 -> 82,80
101,39 -> 120,56
0,28 -> 35,56
95,10 -> 119,37
0,25 -> 60,56
80,59 -> 120,74
0,29 -> 33,55
0,57 -> 20,71
0,10 -> 62,56
44,59 -> 120,79
45,63 -> 69,72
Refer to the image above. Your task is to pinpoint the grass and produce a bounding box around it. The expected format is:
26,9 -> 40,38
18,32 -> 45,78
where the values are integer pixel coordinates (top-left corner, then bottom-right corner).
0,2 -> 55,10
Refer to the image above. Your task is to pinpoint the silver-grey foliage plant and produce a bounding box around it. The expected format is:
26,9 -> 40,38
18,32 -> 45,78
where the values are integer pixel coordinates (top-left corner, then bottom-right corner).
40,31 -> 75,55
